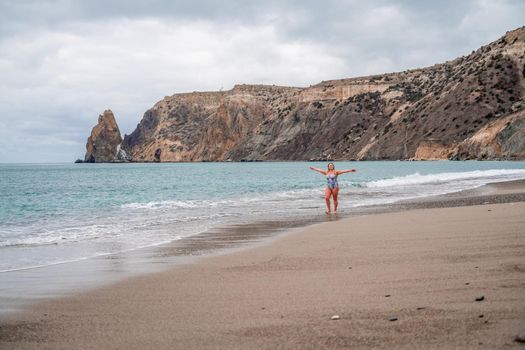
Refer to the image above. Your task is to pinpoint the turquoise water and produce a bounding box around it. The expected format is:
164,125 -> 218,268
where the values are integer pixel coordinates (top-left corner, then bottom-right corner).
1,161 -> 525,273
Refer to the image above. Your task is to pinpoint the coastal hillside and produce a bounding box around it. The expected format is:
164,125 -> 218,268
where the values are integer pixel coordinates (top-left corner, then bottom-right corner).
84,27 -> 525,162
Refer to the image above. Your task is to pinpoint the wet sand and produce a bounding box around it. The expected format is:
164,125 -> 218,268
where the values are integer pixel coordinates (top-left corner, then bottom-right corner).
1,181 -> 525,349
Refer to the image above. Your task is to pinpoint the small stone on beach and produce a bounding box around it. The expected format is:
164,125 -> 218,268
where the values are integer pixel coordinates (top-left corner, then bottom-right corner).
475,296 -> 485,301
348,267 -> 352,269
515,332 -> 525,343
388,317 -> 398,322
478,314 -> 484,318
465,282 -> 470,285
416,307 -> 426,310
385,294 -> 391,297
330,315 -> 340,320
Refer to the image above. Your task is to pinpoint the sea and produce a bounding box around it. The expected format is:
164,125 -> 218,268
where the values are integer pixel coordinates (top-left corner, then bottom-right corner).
1,161 -> 525,312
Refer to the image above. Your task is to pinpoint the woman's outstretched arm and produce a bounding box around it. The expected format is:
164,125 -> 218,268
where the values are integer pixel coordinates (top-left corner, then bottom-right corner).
309,166 -> 327,175
336,169 -> 357,175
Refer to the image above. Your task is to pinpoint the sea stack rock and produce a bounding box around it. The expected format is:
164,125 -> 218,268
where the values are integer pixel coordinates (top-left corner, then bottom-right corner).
84,109 -> 123,163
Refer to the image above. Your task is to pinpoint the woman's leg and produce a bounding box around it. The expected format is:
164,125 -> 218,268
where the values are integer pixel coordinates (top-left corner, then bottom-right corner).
325,187 -> 332,213
332,187 -> 339,213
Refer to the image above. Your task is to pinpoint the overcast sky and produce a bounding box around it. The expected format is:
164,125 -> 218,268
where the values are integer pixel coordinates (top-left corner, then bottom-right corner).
0,0 -> 524,163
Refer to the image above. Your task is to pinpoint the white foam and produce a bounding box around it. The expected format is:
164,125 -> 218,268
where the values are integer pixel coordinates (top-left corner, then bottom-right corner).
119,189 -> 322,211
0,212 -> 236,249
365,169 -> 525,188
119,197 -> 273,211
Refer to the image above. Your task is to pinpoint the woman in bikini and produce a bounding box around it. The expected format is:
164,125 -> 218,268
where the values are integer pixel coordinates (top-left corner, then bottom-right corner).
309,163 -> 357,214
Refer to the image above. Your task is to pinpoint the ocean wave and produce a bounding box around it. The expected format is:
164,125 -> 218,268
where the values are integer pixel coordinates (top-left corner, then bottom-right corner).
365,169 -> 525,188
120,188 -> 323,211
121,200 -> 209,210
0,212 -> 234,248
119,168 -> 525,214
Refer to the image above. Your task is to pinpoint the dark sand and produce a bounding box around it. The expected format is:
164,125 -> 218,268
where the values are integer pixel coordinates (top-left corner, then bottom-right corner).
1,180 -> 525,349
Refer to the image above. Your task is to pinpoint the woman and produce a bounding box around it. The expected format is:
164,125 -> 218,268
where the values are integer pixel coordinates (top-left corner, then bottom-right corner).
309,163 -> 356,214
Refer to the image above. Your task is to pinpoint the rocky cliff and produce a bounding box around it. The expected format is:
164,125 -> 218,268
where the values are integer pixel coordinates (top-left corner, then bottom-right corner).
84,110 -> 127,162
84,27 -> 525,162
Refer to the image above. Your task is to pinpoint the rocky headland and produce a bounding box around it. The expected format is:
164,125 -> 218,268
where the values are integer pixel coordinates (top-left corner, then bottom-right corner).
82,27 -> 525,162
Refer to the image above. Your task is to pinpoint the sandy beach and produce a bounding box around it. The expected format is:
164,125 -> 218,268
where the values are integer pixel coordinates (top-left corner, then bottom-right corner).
1,181 -> 525,349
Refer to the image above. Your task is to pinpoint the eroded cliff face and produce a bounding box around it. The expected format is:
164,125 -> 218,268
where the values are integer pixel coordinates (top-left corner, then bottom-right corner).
84,110 -> 124,162
450,109 -> 525,160
85,27 -> 525,162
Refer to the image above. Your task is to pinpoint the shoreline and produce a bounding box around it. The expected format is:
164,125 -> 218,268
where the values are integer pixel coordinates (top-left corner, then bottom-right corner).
0,180 -> 524,315
1,180 -> 525,348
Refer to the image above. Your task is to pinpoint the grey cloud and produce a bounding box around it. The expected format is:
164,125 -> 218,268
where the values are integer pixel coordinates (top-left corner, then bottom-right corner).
0,0 -> 524,162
